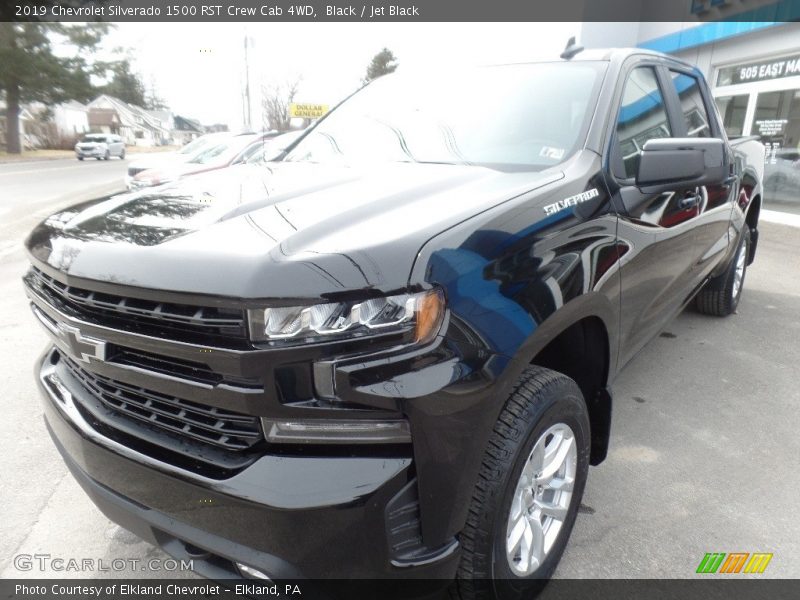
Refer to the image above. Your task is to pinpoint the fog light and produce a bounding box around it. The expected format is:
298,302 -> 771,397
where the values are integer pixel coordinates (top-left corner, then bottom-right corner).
236,562 -> 272,580
262,418 -> 411,444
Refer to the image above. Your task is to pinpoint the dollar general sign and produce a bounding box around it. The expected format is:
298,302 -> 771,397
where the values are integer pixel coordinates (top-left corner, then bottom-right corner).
290,103 -> 329,119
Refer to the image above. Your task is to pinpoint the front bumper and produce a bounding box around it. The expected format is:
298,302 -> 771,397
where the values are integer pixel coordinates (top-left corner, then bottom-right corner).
76,147 -> 106,157
36,348 -> 460,582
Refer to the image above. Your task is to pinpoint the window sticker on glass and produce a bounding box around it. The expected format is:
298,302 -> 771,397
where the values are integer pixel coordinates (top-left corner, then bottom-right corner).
540,146 -> 566,160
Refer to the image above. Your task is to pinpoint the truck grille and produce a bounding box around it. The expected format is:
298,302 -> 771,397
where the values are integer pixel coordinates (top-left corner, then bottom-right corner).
61,354 -> 263,452
26,268 -> 248,345
27,268 -> 268,475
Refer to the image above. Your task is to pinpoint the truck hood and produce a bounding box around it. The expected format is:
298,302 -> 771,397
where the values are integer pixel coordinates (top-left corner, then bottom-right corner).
26,162 -> 563,299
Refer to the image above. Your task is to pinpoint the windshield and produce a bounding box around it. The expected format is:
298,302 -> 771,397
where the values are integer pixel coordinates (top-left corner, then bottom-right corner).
81,135 -> 107,143
245,131 -> 304,164
285,62 -> 606,171
188,135 -> 256,165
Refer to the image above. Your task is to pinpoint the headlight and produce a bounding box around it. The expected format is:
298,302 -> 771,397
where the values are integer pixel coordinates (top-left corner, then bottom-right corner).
247,288 -> 445,345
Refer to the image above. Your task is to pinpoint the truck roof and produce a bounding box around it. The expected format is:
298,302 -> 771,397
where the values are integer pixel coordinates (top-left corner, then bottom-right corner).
496,47 -> 695,69
568,47 -> 696,69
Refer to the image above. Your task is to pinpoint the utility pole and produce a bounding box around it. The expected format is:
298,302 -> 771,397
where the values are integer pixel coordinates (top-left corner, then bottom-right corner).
243,32 -> 252,130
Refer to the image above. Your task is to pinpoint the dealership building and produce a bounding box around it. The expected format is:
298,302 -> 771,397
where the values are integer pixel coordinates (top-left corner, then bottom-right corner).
582,17 -> 800,215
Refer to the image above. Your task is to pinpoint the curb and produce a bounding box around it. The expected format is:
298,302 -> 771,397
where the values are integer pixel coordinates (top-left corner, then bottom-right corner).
0,155 -> 74,165
1,148 -> 177,165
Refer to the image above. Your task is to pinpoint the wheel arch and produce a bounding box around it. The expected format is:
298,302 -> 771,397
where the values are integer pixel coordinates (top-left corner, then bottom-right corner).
745,194 -> 761,265
528,315 -> 612,465
508,293 -> 617,466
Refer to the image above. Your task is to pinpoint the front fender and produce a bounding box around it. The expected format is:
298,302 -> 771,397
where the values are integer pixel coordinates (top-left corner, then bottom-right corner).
404,156 -> 622,545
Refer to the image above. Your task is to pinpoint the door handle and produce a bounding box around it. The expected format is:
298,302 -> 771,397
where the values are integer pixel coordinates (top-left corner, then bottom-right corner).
678,194 -> 701,210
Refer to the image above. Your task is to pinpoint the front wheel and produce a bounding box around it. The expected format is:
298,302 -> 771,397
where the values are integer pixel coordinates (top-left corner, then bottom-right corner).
454,366 -> 590,600
104,150 -> 110,161
695,228 -> 751,317
120,148 -> 126,159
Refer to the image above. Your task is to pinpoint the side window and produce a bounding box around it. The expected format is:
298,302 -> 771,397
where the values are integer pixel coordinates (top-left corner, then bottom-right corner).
669,71 -> 712,138
616,67 -> 672,179
240,144 -> 264,163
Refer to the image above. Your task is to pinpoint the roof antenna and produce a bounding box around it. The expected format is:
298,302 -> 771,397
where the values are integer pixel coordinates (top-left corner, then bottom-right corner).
560,36 -> 584,60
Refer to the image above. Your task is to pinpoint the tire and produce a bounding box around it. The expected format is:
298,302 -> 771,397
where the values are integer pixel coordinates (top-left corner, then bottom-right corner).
120,149 -> 126,160
77,157 -> 83,161
104,150 -> 110,161
695,228 -> 751,317
454,366 -> 591,600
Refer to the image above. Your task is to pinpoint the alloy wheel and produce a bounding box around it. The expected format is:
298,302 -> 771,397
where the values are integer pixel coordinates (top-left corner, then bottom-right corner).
505,423 -> 577,576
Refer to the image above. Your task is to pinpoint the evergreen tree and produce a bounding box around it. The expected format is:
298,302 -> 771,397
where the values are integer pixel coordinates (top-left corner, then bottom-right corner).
0,23 -> 110,153
363,48 -> 398,85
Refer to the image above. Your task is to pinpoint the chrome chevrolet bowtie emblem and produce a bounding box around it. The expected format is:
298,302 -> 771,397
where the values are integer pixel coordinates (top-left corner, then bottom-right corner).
57,323 -> 107,363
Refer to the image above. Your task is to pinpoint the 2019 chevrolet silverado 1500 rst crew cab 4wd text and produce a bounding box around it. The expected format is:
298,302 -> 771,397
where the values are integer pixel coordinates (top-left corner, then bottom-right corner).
24,48 -> 763,599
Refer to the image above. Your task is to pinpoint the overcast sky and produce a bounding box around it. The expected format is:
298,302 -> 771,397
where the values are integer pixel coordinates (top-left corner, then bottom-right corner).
105,23 -> 581,130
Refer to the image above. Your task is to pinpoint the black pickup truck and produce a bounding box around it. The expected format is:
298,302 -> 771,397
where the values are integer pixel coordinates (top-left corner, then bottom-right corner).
24,48 -> 763,598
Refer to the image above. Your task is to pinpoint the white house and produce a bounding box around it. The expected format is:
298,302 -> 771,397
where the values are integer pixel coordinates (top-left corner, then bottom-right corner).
172,115 -> 205,145
0,101 -> 35,149
51,101 -> 89,138
87,95 -> 172,146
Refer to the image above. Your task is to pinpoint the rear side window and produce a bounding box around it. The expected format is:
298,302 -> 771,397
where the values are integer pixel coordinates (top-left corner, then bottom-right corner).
615,66 -> 672,179
669,71 -> 712,138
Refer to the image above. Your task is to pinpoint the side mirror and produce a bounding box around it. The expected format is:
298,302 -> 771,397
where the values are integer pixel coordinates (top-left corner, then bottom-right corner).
636,137 -> 726,191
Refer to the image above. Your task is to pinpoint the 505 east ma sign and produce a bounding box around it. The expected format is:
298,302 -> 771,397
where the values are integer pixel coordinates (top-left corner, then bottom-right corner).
718,53 -> 800,86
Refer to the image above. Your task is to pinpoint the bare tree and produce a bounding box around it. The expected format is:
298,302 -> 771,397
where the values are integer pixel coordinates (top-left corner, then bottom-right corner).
261,78 -> 300,132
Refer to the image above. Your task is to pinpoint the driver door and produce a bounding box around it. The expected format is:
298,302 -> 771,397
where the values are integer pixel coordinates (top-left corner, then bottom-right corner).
606,63 -> 710,367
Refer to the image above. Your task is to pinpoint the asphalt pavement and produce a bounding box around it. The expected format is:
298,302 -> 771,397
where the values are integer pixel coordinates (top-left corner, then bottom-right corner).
557,222 -> 800,578
0,158 -> 128,265
1,161 -> 798,580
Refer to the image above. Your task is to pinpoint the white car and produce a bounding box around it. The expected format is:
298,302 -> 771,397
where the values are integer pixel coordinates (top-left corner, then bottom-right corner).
75,134 -> 126,161
764,147 -> 800,207
124,132 -> 234,189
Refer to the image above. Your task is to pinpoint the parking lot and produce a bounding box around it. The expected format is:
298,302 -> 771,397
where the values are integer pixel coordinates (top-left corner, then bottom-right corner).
1,160 -> 798,580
